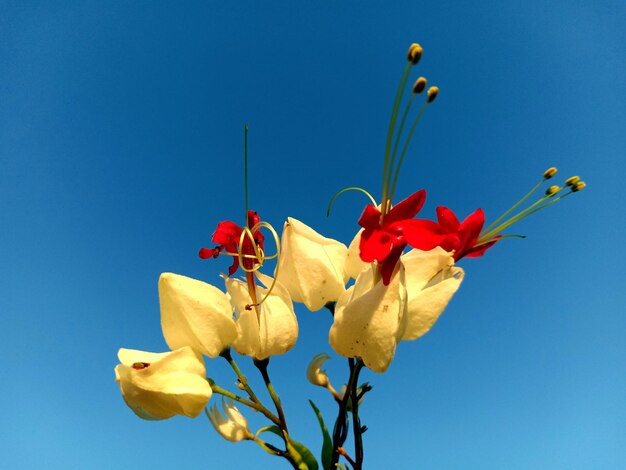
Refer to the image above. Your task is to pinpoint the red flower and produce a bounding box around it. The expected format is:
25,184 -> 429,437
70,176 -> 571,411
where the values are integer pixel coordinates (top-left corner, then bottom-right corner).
199,211 -> 265,276
433,206 -> 499,261
358,190 -> 445,285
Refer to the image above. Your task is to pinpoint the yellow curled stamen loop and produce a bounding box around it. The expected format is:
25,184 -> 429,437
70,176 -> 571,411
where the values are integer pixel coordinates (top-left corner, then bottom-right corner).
236,221 -> 282,311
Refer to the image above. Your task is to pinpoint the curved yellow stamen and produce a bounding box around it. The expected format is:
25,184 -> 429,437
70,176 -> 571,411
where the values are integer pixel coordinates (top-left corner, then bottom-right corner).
235,221 -> 282,310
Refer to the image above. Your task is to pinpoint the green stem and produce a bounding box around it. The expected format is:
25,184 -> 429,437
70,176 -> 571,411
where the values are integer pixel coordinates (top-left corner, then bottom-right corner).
330,357 -> 361,469
208,379 -> 281,427
350,360 -> 365,470
254,358 -> 289,434
220,348 -> 261,405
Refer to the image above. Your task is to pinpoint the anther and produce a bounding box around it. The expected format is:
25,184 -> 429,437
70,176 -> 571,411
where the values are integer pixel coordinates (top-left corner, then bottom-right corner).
132,362 -> 150,370
412,77 -> 427,94
407,43 -> 423,65
565,176 -> 580,186
546,185 -> 561,196
426,86 -> 439,103
543,167 -> 557,179
572,181 -> 586,192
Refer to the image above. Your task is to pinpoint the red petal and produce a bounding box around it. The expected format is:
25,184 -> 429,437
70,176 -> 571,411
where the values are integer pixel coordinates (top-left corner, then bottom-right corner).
380,245 -> 404,286
359,228 -> 405,263
384,190 -> 426,225
212,221 -> 242,245
457,209 -> 485,256
436,206 -> 460,232
227,257 -> 240,276
358,204 -> 382,230
463,235 -> 501,259
395,219 -> 449,251
247,210 -> 261,228
198,247 -> 218,259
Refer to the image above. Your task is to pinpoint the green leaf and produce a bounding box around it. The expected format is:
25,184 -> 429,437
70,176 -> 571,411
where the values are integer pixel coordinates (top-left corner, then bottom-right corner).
287,437 -> 319,470
256,425 -> 283,438
309,400 -> 333,470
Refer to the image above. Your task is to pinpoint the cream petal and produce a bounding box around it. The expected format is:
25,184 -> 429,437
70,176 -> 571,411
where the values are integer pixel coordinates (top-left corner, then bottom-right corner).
207,399 -> 251,442
306,353 -> 331,387
345,229 -> 368,280
277,218 -> 348,311
159,273 -> 237,358
401,249 -> 464,341
225,272 -> 298,360
329,265 -> 407,373
224,276 -> 261,357
115,347 -> 212,420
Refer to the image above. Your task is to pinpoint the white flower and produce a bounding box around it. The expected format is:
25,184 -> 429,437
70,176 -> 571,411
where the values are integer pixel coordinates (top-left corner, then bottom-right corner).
159,273 -> 237,358
207,398 -> 253,442
276,218 -> 348,311
400,247 -> 464,341
114,347 -> 213,420
225,272 -> 298,360
306,353 -> 331,387
329,264 -> 408,373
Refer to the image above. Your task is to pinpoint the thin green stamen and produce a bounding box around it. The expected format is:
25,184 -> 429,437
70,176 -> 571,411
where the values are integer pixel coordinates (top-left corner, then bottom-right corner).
478,187 -> 573,243
482,178 -> 545,234
388,100 -> 429,202
382,62 -> 413,215
385,93 -> 416,202
327,187 -> 377,217
244,124 -> 250,228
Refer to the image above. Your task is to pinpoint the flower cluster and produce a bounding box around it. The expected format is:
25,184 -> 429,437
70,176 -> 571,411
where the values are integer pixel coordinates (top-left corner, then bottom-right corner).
114,44 -> 585,470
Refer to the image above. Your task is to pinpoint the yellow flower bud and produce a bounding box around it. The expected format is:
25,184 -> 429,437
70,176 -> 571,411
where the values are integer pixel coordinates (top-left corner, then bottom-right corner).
572,181 -> 586,192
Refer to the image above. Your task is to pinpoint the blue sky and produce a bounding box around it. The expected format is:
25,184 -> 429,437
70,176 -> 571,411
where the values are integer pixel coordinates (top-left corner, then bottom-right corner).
1,1 -> 624,468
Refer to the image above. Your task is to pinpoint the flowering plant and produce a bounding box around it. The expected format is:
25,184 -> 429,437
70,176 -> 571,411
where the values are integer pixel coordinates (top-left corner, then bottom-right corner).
114,43 -> 585,469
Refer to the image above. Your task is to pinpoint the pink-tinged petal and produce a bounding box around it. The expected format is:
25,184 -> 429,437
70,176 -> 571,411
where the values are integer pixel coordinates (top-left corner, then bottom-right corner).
457,209 -> 485,257
358,205 -> 382,230
395,219 -> 450,251
384,190 -> 426,225
436,206 -> 460,232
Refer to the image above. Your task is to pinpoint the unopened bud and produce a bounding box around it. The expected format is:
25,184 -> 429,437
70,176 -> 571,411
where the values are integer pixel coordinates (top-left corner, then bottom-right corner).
546,185 -> 561,196
565,176 -> 580,186
543,167 -> 557,179
426,86 -> 439,103
412,77 -> 427,94
407,43 -> 423,64
572,181 -> 586,192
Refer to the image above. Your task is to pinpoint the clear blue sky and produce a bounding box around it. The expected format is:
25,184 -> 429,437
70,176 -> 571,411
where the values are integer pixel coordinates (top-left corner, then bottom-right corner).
1,1 -> 624,468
